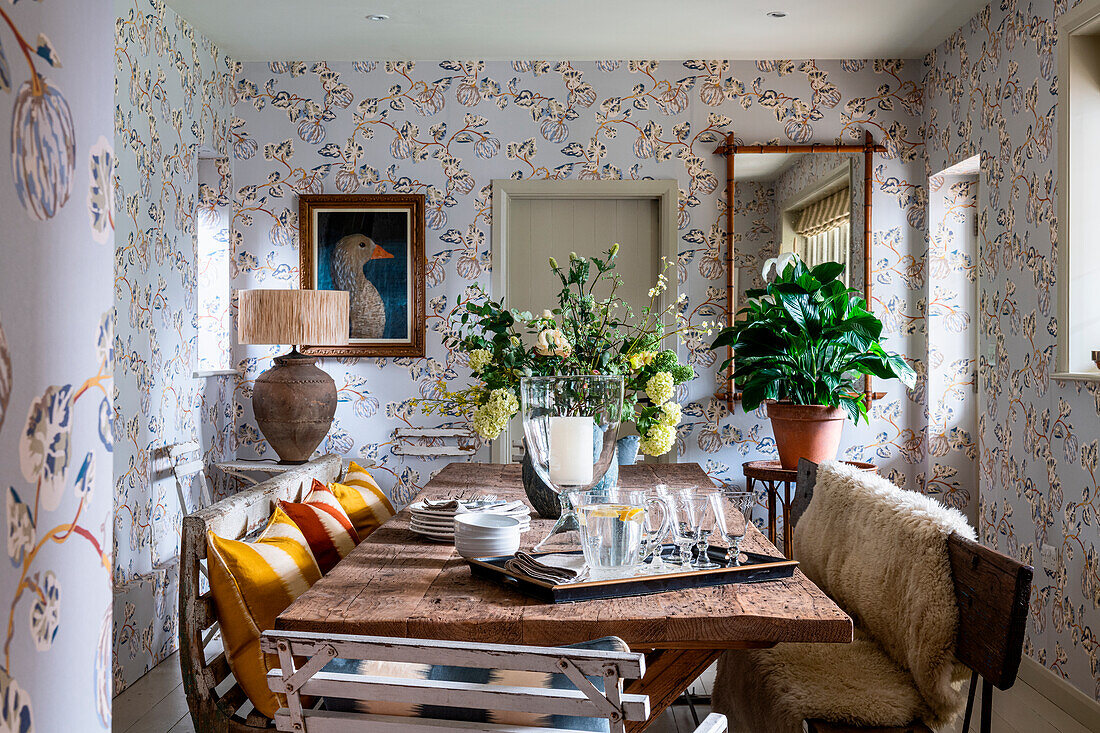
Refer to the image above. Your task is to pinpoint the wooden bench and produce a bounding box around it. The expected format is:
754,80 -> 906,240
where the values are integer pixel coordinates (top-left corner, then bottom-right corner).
179,455 -> 343,733
392,426 -> 478,458
794,460 -> 1033,733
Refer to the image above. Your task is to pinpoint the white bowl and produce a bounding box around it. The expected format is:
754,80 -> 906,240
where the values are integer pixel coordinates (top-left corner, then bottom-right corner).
454,513 -> 522,532
455,532 -> 519,544
456,535 -> 520,559
455,529 -> 525,543
456,535 -> 518,548
454,530 -> 522,545
455,532 -> 519,546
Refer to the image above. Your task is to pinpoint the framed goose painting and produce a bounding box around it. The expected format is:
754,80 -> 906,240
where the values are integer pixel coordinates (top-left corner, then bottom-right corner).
299,194 -> 426,357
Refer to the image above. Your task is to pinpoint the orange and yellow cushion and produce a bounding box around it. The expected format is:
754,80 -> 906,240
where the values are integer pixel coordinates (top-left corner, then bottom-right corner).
207,506 -> 322,719
278,479 -> 360,573
330,461 -> 395,539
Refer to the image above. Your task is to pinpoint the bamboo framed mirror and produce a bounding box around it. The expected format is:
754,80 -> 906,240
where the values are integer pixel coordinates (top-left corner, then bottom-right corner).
715,131 -> 886,410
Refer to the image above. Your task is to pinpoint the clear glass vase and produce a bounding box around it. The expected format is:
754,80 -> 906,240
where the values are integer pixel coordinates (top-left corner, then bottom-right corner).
519,375 -> 624,552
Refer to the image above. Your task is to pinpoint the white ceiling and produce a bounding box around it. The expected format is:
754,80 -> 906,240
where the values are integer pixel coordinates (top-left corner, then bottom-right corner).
165,0 -> 989,62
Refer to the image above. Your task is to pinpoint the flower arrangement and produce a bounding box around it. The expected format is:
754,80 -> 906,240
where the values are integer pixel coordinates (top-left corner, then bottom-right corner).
421,245 -> 709,457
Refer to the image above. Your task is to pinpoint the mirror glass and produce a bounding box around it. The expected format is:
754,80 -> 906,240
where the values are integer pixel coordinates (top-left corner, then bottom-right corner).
732,152 -> 864,312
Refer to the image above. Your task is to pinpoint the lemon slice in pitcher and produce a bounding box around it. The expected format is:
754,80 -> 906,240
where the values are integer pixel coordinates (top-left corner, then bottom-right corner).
617,507 -> 644,522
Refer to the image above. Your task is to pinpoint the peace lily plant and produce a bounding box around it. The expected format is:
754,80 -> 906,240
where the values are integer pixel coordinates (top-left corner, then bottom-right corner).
710,253 -> 916,468
421,245 -> 712,458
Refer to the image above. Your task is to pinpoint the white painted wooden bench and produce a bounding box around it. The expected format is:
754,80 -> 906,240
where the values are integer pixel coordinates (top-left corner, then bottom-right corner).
261,629 -> 728,733
180,455 -> 343,732
393,426 -> 478,458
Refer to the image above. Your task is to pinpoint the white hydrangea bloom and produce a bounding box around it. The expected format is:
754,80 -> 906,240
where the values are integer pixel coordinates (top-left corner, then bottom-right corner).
645,371 -> 674,405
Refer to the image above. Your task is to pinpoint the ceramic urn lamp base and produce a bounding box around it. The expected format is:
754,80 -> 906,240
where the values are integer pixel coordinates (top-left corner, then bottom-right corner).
252,348 -> 338,464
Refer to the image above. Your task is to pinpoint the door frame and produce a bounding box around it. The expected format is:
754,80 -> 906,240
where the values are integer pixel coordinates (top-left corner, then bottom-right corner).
489,179 -> 681,464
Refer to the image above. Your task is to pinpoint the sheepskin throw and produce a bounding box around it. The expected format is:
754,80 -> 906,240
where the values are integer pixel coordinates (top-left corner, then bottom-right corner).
713,461 -> 976,733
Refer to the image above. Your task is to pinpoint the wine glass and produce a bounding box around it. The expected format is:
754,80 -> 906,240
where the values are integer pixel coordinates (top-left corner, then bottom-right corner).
520,375 -> 624,551
718,489 -> 756,566
658,486 -> 698,568
689,488 -> 722,570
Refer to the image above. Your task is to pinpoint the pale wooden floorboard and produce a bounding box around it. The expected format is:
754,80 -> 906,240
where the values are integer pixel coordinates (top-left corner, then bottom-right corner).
113,651 -> 184,732
998,676 -> 1095,733
674,700 -> 713,731
122,680 -> 190,733
165,712 -> 197,733
117,652 -> 1093,733
646,706 -> 682,733
687,661 -> 716,697
937,664 -> 1100,730
943,677 -> 1095,733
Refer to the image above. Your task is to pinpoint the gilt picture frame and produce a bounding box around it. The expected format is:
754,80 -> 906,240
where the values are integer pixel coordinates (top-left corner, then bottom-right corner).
298,193 -> 425,357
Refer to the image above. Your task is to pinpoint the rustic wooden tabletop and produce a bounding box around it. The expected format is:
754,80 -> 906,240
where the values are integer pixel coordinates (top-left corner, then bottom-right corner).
276,461 -> 852,731
278,462 -> 851,646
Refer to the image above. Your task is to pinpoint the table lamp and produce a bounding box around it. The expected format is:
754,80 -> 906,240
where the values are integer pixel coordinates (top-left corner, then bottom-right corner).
237,288 -> 349,464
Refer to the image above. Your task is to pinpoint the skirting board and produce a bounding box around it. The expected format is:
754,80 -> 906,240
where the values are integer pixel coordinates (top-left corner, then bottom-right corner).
1018,655 -> 1100,729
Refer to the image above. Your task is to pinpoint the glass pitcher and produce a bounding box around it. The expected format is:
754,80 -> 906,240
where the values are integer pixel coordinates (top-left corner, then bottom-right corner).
569,488 -> 670,578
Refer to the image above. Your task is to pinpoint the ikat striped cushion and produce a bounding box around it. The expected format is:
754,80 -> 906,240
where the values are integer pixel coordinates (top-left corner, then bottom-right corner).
330,461 -> 395,539
278,479 -> 361,573
207,506 -> 322,719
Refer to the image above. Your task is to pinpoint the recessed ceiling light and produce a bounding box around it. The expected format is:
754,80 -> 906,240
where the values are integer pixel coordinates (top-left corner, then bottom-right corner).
366,14 -> 389,21
766,11 -> 787,18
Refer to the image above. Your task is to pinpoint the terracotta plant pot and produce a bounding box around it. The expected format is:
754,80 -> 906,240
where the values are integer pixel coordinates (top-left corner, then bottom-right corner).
765,401 -> 847,470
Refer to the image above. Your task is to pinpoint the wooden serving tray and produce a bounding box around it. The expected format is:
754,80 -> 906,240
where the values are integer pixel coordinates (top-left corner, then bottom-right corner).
467,546 -> 799,603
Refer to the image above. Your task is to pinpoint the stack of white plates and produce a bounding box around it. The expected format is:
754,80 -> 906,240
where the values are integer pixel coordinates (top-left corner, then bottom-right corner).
454,513 -> 522,559
408,499 -> 530,542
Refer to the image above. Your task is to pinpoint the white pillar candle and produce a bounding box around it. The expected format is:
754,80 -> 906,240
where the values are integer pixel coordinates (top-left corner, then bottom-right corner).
549,416 -> 594,486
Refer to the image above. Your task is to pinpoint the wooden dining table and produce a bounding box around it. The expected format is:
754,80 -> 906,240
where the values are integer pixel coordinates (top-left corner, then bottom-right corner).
277,462 -> 852,731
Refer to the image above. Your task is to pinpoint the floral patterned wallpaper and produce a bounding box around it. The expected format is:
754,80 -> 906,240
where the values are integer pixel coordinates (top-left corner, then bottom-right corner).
0,0 -> 114,730
731,177 -> 777,315
112,0 -> 234,693
924,0 -> 1100,700
101,0 -> 1099,705
228,58 -> 928,550
926,168 -> 979,521
196,156 -> 233,373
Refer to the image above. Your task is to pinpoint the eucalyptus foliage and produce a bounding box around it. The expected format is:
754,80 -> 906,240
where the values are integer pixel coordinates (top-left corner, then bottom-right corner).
710,257 -> 916,424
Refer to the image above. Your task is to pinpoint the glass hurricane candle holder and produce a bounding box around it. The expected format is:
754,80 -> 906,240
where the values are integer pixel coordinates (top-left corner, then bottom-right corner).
520,375 -> 624,551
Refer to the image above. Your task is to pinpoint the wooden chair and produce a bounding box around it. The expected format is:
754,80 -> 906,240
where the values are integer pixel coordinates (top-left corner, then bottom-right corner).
261,629 -> 727,733
180,455 -> 343,732
793,460 -> 1033,733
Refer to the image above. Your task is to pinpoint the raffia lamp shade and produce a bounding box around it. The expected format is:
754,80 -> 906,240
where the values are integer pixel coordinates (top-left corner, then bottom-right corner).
237,289 -> 349,346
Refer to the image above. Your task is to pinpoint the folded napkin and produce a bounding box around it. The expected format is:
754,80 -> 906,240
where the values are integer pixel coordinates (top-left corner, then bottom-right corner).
504,552 -> 587,584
